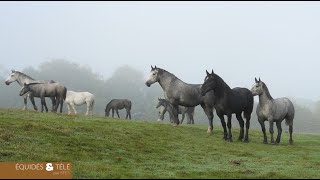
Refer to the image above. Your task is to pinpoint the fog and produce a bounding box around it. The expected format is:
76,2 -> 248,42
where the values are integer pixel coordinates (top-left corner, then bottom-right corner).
0,2 -> 319,133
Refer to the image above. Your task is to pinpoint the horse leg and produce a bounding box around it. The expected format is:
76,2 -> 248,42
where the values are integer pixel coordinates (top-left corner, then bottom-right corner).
90,101 -> 95,116
289,125 -> 293,145
217,112 -> 228,140
275,121 -> 282,144
59,98 -> 63,113
116,110 -> 120,118
181,113 -> 185,124
201,104 -> 213,133
23,96 -> 27,110
125,108 -> 128,119
112,109 -> 114,118
258,118 -> 268,144
71,103 -> 77,115
85,102 -> 90,116
244,113 -> 251,143
269,120 -> 275,144
29,95 -> 38,111
172,104 -> 180,126
227,114 -> 233,142
236,113 -> 245,142
67,103 -> 72,115
125,108 -> 131,119
41,97 -> 48,113
50,97 -> 56,112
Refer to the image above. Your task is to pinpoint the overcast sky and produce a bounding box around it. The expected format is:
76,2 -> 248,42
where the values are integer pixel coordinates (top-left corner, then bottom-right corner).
1,1 -> 320,100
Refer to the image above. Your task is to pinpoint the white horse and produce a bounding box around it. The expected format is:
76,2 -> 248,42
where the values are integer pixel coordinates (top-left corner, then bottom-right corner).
65,90 -> 95,116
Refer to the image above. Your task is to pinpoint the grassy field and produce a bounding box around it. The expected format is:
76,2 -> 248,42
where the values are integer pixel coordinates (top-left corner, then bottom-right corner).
0,108 -> 319,179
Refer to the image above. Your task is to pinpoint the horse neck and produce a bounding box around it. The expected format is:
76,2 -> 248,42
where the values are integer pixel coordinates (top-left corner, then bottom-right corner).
164,102 -> 174,116
259,84 -> 274,104
16,73 -> 35,86
106,103 -> 112,112
213,74 -> 232,98
158,70 -> 179,92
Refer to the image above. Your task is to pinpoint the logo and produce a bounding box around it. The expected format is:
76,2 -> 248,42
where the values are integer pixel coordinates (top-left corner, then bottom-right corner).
0,162 -> 72,179
45,163 -> 54,171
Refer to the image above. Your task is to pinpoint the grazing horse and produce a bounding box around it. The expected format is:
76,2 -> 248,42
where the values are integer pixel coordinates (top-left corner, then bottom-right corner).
251,78 -> 294,145
105,99 -> 132,119
65,90 -> 95,116
145,66 -> 215,133
20,82 -> 67,113
200,70 -> 254,142
156,98 -> 195,124
5,70 -> 56,111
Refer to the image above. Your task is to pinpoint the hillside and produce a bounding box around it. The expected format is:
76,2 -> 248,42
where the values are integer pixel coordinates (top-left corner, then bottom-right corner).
0,109 -> 319,179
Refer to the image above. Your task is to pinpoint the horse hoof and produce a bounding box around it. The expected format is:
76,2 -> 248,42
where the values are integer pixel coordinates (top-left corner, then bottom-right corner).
229,138 -> 233,142
237,138 -> 243,142
289,140 -> 293,145
244,139 -> 249,143
263,141 -> 268,144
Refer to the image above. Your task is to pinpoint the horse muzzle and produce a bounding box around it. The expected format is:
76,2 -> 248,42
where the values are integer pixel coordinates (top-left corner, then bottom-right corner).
145,82 -> 151,87
5,81 -> 10,85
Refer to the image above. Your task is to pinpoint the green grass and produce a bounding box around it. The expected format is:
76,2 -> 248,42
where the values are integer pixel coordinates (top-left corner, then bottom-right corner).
0,108 -> 319,179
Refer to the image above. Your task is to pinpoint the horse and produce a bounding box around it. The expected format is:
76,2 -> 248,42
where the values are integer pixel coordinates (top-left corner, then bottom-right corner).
200,70 -> 254,142
65,90 -> 95,116
105,99 -> 132,119
145,66 -> 215,133
156,98 -> 195,124
251,78 -> 294,145
19,82 -> 67,113
5,69 -> 56,111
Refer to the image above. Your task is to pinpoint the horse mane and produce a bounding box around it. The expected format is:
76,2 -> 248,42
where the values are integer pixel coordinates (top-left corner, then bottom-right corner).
213,73 -> 231,93
157,68 -> 179,82
14,71 -> 35,80
261,82 -> 273,100
105,100 -> 113,112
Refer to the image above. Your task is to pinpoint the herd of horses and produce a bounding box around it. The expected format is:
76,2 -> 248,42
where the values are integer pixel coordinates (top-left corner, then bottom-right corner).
146,66 -> 295,145
5,65 -> 295,145
4,70 -> 131,118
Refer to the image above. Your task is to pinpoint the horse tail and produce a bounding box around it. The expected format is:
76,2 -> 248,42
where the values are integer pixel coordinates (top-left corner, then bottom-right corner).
244,89 -> 254,119
285,99 -> 295,126
63,87 -> 67,100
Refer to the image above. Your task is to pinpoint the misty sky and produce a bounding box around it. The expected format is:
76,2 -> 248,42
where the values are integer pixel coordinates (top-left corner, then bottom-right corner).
1,1 -> 320,100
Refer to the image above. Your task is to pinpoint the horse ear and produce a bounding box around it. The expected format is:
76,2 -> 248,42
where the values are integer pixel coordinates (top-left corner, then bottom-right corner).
206,70 -> 210,76
259,77 -> 261,82
151,65 -> 154,70
11,69 -> 15,73
211,69 -> 214,75
255,77 -> 258,83
155,65 -> 157,69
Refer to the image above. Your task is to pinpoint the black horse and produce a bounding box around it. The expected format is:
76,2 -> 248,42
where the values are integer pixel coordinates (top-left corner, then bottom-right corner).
105,99 -> 132,119
200,70 -> 254,142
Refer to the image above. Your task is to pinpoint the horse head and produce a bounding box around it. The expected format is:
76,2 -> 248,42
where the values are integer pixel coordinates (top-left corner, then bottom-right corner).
19,83 -> 30,96
200,69 -> 215,96
5,70 -> 19,85
145,65 -> 160,87
251,77 -> 264,96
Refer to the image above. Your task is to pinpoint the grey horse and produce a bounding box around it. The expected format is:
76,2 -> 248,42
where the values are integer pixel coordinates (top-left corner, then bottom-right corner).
105,99 -> 132,119
20,82 -> 67,113
156,98 -> 195,124
251,78 -> 295,145
145,66 -> 215,133
5,69 -> 56,111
